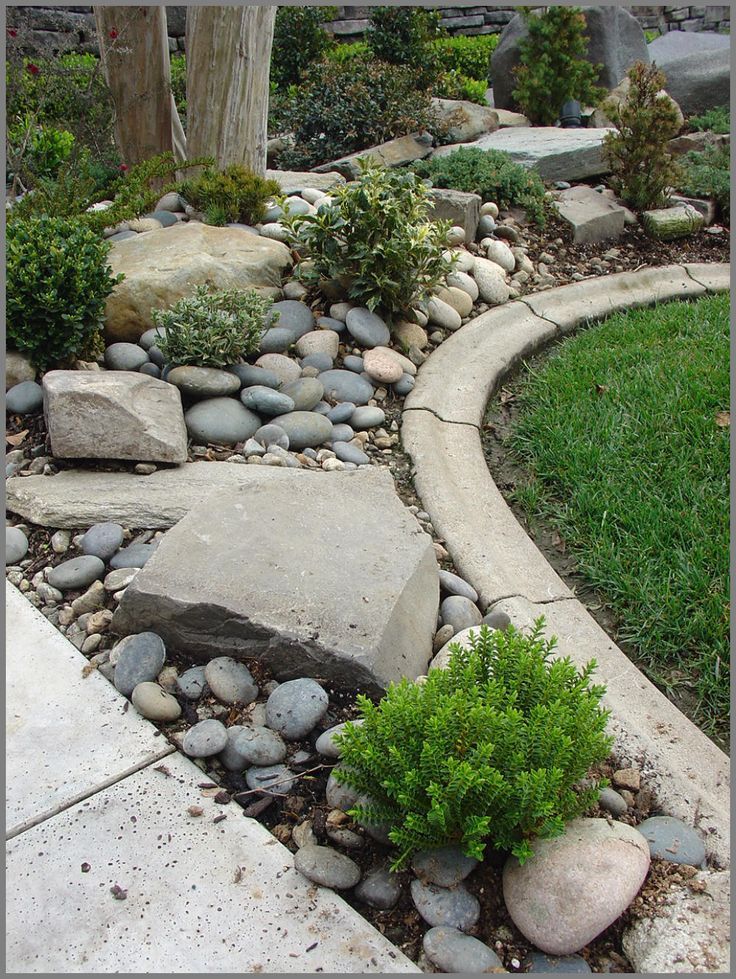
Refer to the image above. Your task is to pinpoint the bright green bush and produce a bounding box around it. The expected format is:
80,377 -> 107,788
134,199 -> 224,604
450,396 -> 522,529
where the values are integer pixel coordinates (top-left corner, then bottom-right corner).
413,146 -> 549,227
323,41 -> 370,66
278,59 -> 439,170
153,286 -> 273,369
678,144 -> 730,218
179,165 -> 280,226
271,6 -> 337,88
7,216 -> 123,370
431,34 -> 499,81
283,159 -> 453,320
689,105 -> 730,135
7,118 -> 75,184
434,70 -> 488,106
602,62 -> 683,211
512,7 -> 606,125
366,6 -> 444,90
334,622 -> 612,869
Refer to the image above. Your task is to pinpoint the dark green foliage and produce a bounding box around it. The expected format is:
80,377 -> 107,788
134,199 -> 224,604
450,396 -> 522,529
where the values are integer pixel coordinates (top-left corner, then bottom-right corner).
688,105 -> 730,135
602,62 -> 683,212
334,622 -> 612,869
7,217 -> 123,370
366,6 -> 444,90
512,7 -> 606,125
413,146 -> 549,227
431,34 -> 499,81
179,165 -> 281,226
282,159 -> 452,320
169,54 -> 188,130
153,286 -> 274,369
678,144 -> 730,218
278,59 -> 439,170
271,6 -> 337,89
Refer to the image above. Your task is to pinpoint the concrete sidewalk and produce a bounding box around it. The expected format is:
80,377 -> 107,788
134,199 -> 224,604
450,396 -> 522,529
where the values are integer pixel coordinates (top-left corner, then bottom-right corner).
5,582 -> 419,973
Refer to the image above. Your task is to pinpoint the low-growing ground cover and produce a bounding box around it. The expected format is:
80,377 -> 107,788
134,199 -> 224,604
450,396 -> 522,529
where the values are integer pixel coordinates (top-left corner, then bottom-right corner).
491,295 -> 730,742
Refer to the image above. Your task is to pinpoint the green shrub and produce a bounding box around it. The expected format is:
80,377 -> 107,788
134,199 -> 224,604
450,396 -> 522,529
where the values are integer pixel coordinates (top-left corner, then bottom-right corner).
644,28 -> 661,43
7,118 -> 75,185
323,41 -> 370,66
153,286 -> 273,369
678,144 -> 730,218
431,34 -> 499,81
366,6 -> 444,90
7,216 -> 123,370
283,159 -> 453,320
271,6 -> 337,89
512,7 -> 606,125
602,62 -> 683,212
434,70 -> 488,106
413,146 -> 549,227
689,105 -> 730,135
278,59 -> 439,170
179,165 -> 280,226
334,622 -> 612,869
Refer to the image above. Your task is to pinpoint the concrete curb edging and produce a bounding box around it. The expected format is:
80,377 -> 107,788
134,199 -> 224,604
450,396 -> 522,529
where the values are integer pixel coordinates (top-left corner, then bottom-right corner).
402,264 -> 730,871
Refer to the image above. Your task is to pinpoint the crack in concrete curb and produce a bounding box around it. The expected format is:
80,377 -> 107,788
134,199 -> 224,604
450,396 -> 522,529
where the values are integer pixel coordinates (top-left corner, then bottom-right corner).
402,405 -> 480,430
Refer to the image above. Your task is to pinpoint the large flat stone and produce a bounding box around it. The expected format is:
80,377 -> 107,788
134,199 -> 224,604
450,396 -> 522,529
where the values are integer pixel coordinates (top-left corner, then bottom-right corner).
104,222 -> 292,343
659,47 -> 731,116
43,371 -> 188,464
5,463 -> 266,529
432,127 -> 610,182
265,169 -> 345,194
5,752 -> 419,974
112,468 -> 438,692
314,133 -> 433,179
5,583 -> 174,838
555,185 -> 626,245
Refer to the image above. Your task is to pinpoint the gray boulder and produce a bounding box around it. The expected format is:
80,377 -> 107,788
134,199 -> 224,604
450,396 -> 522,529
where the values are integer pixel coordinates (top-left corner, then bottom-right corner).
430,98 -> 499,144
656,49 -> 730,117
427,188 -> 481,244
491,6 -> 650,112
111,467 -> 438,693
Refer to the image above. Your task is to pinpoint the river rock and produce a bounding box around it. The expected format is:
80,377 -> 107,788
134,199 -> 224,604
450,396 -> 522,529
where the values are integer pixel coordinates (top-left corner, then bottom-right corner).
438,570 -> 479,603
502,818 -> 650,955
485,239 -> 516,273
315,719 -> 363,759
47,555 -> 105,591
5,351 -> 35,390
259,327 -> 296,354
269,411 -> 332,450
109,543 -> 157,570
318,370 -> 374,406
43,371 -> 188,464
204,657 -> 259,705
526,952 -> 591,973
113,632 -> 167,697
182,718 -> 228,757
241,386 -> 295,417
177,664 -> 208,700
295,331 -> 339,361
131,682 -> 182,721
280,377 -> 324,411
245,763 -> 296,795
350,406 -> 385,430
598,787 -> 628,817
185,397 -> 260,445
166,366 -> 240,399
440,595 -> 482,633
269,300 -> 315,339
423,927 -> 504,974
410,879 -> 480,932
254,424 -> 289,450
255,353 -> 302,385
231,726 -> 287,767
226,363 -> 281,390
412,845 -> 479,887
294,844 -> 362,890
472,257 -> 510,305
6,381 -> 43,414
6,526 -> 29,565
333,442 -> 369,466
362,349 -> 403,385
427,296 -> 462,331
104,343 -> 150,372
345,308 -> 391,349
265,678 -> 328,739
354,866 -> 402,909
637,816 -> 706,867
80,522 -> 125,561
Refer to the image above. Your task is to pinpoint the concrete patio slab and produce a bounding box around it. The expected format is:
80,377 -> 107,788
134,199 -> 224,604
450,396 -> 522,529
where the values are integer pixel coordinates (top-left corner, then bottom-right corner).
5,751 -> 420,974
5,582 -> 174,838
401,411 -> 572,609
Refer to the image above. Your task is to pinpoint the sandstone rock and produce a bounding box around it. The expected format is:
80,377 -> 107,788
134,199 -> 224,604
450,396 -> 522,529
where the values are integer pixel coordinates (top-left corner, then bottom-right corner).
428,188 -> 482,243
42,371 -> 187,464
315,133 -> 434,179
104,223 -> 291,343
430,98 -> 499,144
111,468 -> 438,692
555,185 -> 626,245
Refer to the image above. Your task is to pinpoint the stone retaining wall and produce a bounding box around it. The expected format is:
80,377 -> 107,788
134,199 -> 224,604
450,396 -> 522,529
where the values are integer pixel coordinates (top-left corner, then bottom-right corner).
6,5 -> 730,58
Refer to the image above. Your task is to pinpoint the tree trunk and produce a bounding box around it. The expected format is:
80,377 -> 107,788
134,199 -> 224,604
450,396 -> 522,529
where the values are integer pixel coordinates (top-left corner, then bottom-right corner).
94,6 -> 186,167
185,6 -> 276,174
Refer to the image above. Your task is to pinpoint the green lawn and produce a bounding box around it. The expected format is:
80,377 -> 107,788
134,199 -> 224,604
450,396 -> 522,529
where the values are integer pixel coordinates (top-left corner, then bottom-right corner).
505,294 -> 730,740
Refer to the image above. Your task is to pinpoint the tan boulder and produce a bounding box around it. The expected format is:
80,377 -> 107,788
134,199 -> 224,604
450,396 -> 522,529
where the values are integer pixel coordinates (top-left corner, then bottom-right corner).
104,223 -> 292,343
431,98 -> 499,144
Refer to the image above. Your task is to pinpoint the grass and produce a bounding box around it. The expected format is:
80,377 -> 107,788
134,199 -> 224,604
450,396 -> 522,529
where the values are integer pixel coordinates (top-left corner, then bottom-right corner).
504,294 -> 730,739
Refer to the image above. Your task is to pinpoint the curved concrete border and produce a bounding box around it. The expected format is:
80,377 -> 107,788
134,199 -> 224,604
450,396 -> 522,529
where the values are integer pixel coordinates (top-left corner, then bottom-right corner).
402,263 -> 730,868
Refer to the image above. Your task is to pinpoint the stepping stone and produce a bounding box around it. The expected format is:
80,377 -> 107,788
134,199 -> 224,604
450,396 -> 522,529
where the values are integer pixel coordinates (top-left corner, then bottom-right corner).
111,468 -> 438,692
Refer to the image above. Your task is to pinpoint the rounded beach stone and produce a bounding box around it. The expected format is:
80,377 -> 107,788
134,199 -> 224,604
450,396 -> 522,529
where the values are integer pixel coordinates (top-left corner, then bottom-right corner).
446,225 -> 466,246
483,609 -> 512,631
301,353 -> 333,372
265,677 -> 329,739
138,327 -> 167,351
112,632 -> 167,697
502,818 -> 651,956
317,316 -> 347,333
283,196 -> 311,216
327,402 -> 356,424
109,543 -> 157,570
6,381 -> 43,414
637,816 -> 706,867
254,423 -> 289,450
410,879 -> 480,932
325,769 -> 361,811
295,330 -> 339,360
139,363 -> 161,379
269,411 -> 332,450
329,302 -> 352,322
446,270 -> 479,301
438,569 -> 479,603
260,222 -> 290,242
185,397 -> 260,445
47,555 -> 105,591
269,300 -> 315,339
227,363 -> 281,390
354,866 -> 402,909
255,353 -> 302,386
423,927 -> 504,974
362,349 -> 403,385
480,201 -> 499,218
526,952 -> 592,973
393,373 -> 415,396
294,844 -> 361,890
318,369 -> 374,406
131,682 -> 181,722
177,664 -> 208,700
343,355 -> 365,374
281,377 -> 324,411
411,845 -> 478,887
477,214 -> 497,238
204,657 -> 258,705
259,327 -> 297,354
394,320 -> 428,349
315,719 -> 364,759
80,522 -> 125,562
245,763 -> 296,795
473,257 -> 510,305
232,725 -> 287,766
334,442 -> 369,466
167,366 -> 240,399
440,595 -> 482,633
330,424 -> 355,444
485,239 -> 516,273
182,718 -> 228,758
6,526 -> 29,566
345,308 -> 391,349
241,386 -> 295,417
443,285 -> 474,318
104,342 -> 150,371
598,787 -> 628,817
219,725 -> 247,770
427,296 -> 462,331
